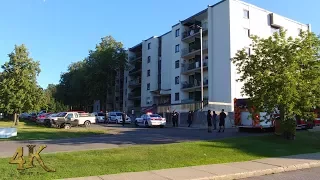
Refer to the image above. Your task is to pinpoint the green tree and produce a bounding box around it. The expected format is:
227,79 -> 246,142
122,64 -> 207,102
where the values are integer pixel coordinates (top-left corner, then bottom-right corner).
232,29 -> 320,139
0,44 -> 43,125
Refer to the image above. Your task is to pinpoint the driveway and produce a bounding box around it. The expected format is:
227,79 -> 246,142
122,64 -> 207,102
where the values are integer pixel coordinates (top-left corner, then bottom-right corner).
0,124 -> 263,158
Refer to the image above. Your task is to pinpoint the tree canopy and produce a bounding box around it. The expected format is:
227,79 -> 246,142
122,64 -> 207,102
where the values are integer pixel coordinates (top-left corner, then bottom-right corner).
55,35 -> 127,111
0,45 -> 45,123
232,29 -> 320,137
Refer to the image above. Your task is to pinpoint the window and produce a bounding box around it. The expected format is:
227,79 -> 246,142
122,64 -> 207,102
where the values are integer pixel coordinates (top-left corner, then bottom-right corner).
244,28 -> 250,37
147,70 -> 150,76
148,43 -> 151,49
66,113 -> 74,119
175,93 -> 180,101
147,83 -> 150,90
175,60 -> 180,68
175,29 -> 180,37
243,9 -> 249,19
147,56 -> 151,63
175,44 -> 180,53
175,76 -> 180,84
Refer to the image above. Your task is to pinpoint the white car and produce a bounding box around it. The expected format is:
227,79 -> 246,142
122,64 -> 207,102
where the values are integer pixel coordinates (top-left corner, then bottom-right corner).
108,112 -> 131,124
93,112 -> 106,123
134,113 -> 166,128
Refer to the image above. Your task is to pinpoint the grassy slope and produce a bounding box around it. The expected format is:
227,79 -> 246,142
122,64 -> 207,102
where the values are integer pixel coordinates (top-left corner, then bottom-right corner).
0,131 -> 319,180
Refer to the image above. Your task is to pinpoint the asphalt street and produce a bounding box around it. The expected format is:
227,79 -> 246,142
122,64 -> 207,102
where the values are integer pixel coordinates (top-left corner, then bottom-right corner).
0,124 -> 263,158
242,167 -> 320,180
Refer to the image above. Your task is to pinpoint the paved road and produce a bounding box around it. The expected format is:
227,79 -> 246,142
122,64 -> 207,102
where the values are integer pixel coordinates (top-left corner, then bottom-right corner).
243,167 -> 320,180
0,124 -> 263,158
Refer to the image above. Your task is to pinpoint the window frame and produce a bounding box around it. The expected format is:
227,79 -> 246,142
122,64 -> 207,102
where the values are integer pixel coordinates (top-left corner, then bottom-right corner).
175,44 -> 180,53
243,9 -> 249,19
175,29 -> 180,37
175,76 -> 180,85
147,70 -> 150,77
148,43 -> 151,50
175,60 -> 180,69
147,56 -> 151,63
147,83 -> 150,90
175,93 -> 180,101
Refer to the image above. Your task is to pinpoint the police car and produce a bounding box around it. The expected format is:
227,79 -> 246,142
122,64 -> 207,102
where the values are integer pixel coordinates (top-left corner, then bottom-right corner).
134,113 -> 166,128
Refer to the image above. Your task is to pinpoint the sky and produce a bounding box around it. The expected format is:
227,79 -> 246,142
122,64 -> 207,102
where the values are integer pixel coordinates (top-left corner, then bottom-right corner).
0,0 -> 318,89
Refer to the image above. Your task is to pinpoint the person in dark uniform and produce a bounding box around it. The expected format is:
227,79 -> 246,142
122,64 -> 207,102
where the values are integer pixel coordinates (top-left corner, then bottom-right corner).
122,111 -> 126,127
207,110 -> 212,133
175,111 -> 179,127
172,111 -> 176,127
187,111 -> 193,127
212,111 -> 217,130
219,109 -> 226,132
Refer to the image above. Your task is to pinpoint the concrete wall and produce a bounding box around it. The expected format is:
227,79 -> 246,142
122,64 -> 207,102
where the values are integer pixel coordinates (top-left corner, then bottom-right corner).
141,37 -> 159,107
160,32 -> 172,95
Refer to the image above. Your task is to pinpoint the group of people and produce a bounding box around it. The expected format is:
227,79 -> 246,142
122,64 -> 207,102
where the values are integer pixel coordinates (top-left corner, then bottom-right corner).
207,109 -> 226,133
173,109 -> 227,133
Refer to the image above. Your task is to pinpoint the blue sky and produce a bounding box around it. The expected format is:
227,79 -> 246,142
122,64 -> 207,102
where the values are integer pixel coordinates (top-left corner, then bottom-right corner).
0,0 -> 318,88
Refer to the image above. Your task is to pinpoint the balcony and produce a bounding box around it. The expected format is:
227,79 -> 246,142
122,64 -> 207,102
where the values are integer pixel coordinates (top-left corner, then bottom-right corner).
181,79 -> 209,91
181,58 -> 208,75
181,97 -> 208,103
129,67 -> 142,76
128,79 -> 141,87
128,92 -> 141,100
182,22 -> 208,42
129,54 -> 142,63
181,40 -> 208,59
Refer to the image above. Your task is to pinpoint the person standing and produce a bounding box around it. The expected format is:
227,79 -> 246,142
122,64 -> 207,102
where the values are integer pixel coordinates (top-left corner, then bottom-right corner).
187,111 -> 193,127
175,111 -> 179,127
172,111 -> 177,127
219,109 -> 226,132
212,111 -> 217,130
207,110 -> 212,133
122,111 -> 126,127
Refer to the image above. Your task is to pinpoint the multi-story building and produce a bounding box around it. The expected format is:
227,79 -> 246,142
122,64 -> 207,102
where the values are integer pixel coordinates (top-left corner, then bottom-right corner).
123,0 -> 311,114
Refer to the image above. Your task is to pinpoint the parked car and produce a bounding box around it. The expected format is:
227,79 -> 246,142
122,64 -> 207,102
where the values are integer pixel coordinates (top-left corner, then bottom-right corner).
134,113 -> 166,128
51,112 -> 96,129
36,113 -> 50,124
29,113 -> 37,122
93,112 -> 106,123
19,113 -> 31,120
108,111 -> 131,124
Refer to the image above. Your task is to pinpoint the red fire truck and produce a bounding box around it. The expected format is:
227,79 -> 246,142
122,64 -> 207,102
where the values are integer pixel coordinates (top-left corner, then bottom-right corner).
234,98 -> 317,130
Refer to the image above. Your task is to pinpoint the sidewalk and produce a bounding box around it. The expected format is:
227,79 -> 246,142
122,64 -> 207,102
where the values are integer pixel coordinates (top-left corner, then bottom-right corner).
62,152 -> 320,180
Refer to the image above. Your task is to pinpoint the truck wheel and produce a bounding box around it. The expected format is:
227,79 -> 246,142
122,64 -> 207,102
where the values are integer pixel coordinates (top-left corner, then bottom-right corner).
84,121 -> 91,127
64,124 -> 71,129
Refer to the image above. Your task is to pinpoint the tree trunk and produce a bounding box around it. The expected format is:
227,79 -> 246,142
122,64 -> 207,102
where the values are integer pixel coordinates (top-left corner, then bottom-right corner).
13,113 -> 19,126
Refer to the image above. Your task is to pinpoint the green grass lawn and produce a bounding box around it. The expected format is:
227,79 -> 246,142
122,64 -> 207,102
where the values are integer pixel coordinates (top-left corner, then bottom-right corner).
0,120 -> 107,140
0,131 -> 319,180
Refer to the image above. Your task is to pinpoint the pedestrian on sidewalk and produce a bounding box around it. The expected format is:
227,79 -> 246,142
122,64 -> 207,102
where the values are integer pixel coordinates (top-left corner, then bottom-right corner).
207,110 -> 212,133
212,111 -> 217,130
175,111 -> 179,127
187,111 -> 193,127
218,109 -> 226,132
122,111 -> 126,127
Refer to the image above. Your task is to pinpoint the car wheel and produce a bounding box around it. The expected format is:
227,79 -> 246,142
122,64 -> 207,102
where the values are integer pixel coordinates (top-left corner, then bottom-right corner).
84,120 -> 91,127
64,124 -> 71,129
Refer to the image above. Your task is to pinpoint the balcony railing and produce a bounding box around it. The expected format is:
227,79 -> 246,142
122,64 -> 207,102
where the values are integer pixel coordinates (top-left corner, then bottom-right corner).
181,79 -> 209,90
129,67 -> 142,75
181,58 -> 208,74
128,79 -> 141,87
181,40 -> 208,57
128,92 -> 141,99
182,22 -> 208,40
129,54 -> 142,62
181,97 -> 208,103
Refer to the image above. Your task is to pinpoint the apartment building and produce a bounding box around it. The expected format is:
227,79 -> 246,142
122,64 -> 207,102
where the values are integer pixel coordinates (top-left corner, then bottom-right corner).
92,69 -> 124,112
123,0 -> 311,114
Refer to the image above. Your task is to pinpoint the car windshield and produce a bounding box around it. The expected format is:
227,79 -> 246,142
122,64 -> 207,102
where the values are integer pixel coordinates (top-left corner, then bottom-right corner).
56,112 -> 67,117
150,114 -> 161,118
116,113 -> 122,116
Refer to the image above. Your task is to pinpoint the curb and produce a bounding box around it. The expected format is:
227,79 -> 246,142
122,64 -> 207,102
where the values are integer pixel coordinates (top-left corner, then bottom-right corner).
192,161 -> 320,180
